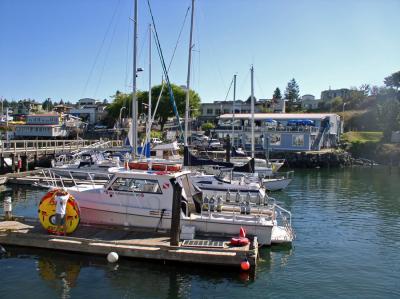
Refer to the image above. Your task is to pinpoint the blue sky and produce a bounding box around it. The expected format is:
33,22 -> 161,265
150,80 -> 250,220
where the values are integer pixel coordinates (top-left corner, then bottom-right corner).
1,0 -> 399,103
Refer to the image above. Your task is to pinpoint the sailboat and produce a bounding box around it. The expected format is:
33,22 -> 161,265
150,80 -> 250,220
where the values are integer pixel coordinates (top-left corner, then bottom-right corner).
46,0 -> 294,245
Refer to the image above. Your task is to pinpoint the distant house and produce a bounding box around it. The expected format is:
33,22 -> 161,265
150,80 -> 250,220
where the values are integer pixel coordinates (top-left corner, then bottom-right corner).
392,131 -> 400,143
15,113 -> 67,138
53,104 -> 72,114
14,100 -> 43,115
199,99 -> 265,124
70,98 -> 108,124
321,89 -> 351,101
300,94 -> 321,110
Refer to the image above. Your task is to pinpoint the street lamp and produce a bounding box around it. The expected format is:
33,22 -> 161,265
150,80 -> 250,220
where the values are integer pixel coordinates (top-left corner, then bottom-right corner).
342,102 -> 347,133
119,106 -> 127,128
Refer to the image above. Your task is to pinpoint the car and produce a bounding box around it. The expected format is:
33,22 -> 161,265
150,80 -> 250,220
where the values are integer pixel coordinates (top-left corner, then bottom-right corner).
151,137 -> 163,144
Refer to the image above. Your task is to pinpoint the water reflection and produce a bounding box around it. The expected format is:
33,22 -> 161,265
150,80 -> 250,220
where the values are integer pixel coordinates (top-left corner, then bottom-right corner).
0,245 -> 294,298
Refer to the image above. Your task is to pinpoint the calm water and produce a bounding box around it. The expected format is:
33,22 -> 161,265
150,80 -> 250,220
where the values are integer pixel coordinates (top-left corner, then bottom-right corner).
1,167 -> 399,299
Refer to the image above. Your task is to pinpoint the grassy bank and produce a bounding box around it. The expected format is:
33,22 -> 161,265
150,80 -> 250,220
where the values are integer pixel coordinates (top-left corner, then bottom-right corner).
342,131 -> 383,143
342,131 -> 400,164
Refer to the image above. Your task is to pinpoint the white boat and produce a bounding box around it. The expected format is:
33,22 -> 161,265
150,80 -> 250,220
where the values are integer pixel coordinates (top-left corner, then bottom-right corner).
190,173 -> 266,203
52,152 -> 121,179
60,169 -> 276,246
263,177 -> 292,191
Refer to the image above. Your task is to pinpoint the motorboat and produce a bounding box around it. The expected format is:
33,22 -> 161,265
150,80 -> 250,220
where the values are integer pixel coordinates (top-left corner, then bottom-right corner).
54,169 -> 281,246
262,172 -> 294,191
189,172 -> 266,204
52,151 -> 121,179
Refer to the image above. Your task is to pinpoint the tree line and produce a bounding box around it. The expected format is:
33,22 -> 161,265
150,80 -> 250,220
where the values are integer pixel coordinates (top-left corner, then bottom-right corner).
105,83 -> 201,130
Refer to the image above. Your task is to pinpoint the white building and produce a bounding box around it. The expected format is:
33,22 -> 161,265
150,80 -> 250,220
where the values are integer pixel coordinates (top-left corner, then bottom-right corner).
70,98 -> 108,125
15,114 -> 67,138
300,94 -> 321,110
216,113 -> 342,151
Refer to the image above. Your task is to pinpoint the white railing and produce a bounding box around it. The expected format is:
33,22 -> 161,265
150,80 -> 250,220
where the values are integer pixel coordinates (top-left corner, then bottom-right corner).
0,139 -> 124,155
39,168 -> 113,190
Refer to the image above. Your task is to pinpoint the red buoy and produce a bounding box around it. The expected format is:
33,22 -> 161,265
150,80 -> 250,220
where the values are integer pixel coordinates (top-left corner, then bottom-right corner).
241,260 -> 250,271
239,227 -> 246,238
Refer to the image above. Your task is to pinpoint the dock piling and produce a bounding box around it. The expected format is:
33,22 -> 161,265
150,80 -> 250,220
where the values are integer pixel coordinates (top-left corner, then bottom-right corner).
170,179 -> 182,246
3,197 -> 12,220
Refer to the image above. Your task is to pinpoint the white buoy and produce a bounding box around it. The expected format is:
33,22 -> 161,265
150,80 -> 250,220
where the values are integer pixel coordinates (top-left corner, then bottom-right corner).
107,252 -> 119,263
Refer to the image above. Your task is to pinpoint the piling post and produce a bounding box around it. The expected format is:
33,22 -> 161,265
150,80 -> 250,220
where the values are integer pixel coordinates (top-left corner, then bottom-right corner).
17,154 -> 21,173
170,178 -> 182,246
11,154 -> 16,173
4,197 -> 12,220
0,154 -> 4,173
22,155 -> 28,172
225,135 -> 231,163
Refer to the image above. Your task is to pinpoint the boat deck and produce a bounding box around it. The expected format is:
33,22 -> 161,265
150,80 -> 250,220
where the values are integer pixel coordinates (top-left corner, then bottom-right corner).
0,218 -> 258,270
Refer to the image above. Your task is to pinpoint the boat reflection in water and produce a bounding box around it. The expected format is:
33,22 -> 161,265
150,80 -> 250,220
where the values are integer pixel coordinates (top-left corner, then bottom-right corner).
2,246 -> 292,297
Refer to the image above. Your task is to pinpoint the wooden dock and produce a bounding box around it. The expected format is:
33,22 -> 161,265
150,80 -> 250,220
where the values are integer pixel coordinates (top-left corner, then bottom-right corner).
0,218 -> 258,270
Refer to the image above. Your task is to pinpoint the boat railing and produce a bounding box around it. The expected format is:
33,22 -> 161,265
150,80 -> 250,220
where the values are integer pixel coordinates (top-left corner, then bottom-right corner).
41,168 -> 112,190
199,193 -> 277,222
273,203 -> 295,240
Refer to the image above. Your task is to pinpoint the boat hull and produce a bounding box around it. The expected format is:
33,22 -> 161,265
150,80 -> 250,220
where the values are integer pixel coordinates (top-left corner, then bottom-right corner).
78,206 -> 273,246
263,178 -> 292,191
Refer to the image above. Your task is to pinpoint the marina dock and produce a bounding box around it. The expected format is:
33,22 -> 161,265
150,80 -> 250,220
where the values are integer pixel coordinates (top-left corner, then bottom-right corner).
0,218 -> 258,270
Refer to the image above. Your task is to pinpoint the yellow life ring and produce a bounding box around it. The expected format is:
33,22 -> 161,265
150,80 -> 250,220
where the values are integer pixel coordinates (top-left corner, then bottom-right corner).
38,189 -> 80,234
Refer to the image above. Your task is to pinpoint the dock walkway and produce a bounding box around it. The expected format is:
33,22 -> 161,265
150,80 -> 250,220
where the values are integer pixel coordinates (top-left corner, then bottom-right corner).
0,219 -> 258,270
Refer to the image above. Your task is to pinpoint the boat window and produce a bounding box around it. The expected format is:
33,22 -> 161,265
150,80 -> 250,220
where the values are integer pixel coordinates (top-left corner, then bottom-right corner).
196,181 -> 212,184
109,177 -> 162,194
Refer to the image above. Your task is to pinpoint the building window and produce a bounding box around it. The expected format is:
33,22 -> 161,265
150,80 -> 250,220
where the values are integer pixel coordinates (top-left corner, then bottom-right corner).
207,109 -> 213,115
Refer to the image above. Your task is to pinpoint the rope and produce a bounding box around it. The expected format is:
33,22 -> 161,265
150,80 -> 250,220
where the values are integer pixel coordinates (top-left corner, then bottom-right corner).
146,0 -> 184,137
138,5 -> 190,159
224,76 -> 234,102
94,0 -> 122,97
82,0 -> 121,97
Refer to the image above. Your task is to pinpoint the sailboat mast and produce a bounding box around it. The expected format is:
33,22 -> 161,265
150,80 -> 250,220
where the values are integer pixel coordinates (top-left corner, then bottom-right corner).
131,0 -> 138,158
148,23 -> 152,140
231,74 -> 237,146
184,0 -> 195,147
250,65 -> 255,159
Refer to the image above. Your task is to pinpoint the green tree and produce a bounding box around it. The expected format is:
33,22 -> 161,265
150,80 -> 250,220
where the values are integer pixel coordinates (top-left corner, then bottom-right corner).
384,70 -> 400,91
377,98 -> 400,141
107,84 -> 201,130
42,98 -> 54,111
284,78 -> 300,102
272,87 -> 282,99
331,96 -> 344,111
201,122 -> 215,131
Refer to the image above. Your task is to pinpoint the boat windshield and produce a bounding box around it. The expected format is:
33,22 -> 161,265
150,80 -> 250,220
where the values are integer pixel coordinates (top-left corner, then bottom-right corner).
108,177 -> 162,194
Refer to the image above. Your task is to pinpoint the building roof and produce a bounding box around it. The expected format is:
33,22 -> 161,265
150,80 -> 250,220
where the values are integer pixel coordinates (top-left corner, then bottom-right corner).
27,113 -> 59,117
219,113 -> 339,120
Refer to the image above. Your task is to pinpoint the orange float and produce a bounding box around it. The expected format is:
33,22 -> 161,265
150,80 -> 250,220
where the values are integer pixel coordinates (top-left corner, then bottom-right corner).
38,189 -> 80,234
128,161 -> 182,172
